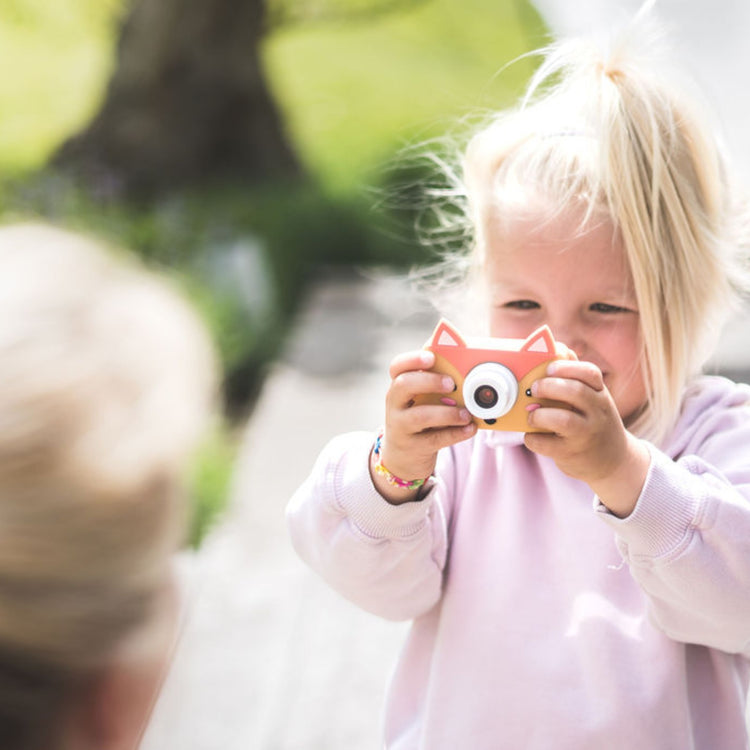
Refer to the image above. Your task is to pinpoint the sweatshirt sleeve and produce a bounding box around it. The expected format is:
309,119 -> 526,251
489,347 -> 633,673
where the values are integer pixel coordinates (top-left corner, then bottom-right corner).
285,431 -> 450,621
595,390 -> 750,655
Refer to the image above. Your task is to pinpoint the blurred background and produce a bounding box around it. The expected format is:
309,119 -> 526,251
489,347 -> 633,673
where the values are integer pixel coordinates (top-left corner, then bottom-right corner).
0,0 -> 548,547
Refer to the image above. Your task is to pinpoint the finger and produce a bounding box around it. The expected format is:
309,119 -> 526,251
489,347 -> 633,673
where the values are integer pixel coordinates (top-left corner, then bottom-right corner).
526,405 -> 585,436
386,420 -> 478,460
388,370 -> 457,409
422,422 -> 478,451
390,404 -> 472,436
389,349 -> 435,379
545,359 -> 604,391
523,431 -> 563,457
531,375 -> 606,415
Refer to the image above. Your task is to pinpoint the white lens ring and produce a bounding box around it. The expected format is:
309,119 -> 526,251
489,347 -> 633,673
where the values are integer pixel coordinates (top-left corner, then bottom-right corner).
462,363 -> 519,419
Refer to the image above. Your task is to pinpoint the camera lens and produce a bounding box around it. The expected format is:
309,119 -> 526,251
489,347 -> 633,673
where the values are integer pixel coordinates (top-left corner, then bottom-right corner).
474,385 -> 498,409
462,362 -> 518,419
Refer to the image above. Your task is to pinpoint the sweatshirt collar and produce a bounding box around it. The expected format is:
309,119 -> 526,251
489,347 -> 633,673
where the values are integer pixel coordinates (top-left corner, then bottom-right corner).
482,430 -> 526,449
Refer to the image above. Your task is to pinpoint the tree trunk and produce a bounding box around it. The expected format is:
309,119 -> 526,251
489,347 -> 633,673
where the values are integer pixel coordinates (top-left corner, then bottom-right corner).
54,0 -> 301,197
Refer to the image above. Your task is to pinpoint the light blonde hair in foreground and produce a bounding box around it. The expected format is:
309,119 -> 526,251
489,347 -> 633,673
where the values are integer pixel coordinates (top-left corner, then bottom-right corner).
452,13 -> 750,444
0,223 -> 216,749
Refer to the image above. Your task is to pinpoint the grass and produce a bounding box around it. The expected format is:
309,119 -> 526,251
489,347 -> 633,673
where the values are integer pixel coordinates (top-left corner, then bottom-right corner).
0,0 -> 118,175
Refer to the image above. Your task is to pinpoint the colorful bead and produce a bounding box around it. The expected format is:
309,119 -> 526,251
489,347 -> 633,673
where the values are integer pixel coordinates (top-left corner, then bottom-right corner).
373,431 -> 429,490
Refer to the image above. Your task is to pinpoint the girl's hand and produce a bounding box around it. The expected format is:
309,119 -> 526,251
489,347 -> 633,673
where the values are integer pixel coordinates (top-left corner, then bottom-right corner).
372,349 -> 477,505
524,359 -> 650,517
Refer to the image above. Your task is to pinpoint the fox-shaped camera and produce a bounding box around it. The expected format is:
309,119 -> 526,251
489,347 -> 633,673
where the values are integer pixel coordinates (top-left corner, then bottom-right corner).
415,319 -> 576,432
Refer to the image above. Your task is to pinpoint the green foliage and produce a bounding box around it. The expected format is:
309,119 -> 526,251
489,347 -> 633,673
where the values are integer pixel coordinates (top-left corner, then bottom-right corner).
187,421 -> 238,548
1,170 -> 428,413
265,0 -> 547,192
0,0 -> 120,174
0,0 -> 546,189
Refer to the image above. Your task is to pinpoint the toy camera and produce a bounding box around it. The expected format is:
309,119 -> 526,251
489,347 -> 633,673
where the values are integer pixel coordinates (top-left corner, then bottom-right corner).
415,319 -> 577,432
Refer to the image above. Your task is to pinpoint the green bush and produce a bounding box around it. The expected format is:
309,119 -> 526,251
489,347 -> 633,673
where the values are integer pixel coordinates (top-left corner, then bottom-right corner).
187,422 -> 238,548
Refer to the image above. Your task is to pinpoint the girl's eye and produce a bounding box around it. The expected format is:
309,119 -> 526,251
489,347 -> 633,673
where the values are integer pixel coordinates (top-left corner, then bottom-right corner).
504,300 -> 540,310
590,302 -> 631,314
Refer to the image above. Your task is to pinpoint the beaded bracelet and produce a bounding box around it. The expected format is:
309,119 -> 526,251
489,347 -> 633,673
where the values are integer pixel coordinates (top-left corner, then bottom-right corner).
373,431 -> 429,490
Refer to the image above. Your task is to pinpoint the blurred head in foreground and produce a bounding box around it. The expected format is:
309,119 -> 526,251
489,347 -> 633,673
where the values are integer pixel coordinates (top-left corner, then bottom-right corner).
0,223 -> 216,749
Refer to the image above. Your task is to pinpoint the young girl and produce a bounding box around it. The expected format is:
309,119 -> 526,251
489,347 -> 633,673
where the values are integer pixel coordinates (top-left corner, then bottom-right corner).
286,17 -> 750,750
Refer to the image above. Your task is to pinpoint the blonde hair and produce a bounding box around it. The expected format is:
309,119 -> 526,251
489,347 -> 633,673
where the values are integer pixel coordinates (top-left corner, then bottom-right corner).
0,223 -> 216,749
457,16 -> 750,444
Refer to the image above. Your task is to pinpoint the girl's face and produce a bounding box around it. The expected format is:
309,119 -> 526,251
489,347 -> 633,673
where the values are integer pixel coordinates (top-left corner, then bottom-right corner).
484,207 -> 648,426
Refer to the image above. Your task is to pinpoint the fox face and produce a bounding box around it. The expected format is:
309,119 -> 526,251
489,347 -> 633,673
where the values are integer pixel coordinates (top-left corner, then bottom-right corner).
416,319 -> 576,432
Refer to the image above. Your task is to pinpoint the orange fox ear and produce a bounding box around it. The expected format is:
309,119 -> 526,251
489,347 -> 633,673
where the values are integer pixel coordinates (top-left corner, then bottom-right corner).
429,318 -> 466,348
521,325 -> 555,355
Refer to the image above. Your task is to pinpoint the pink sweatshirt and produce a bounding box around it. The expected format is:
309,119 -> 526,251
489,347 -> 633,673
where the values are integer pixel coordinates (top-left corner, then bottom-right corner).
286,376 -> 750,749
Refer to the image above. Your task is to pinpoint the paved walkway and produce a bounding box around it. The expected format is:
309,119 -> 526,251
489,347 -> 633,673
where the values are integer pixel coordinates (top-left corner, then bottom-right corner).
141,270 -> 750,750
141,271 -> 432,750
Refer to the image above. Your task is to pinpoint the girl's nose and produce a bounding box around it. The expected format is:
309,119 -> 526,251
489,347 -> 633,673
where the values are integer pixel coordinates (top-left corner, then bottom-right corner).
549,323 -> 587,360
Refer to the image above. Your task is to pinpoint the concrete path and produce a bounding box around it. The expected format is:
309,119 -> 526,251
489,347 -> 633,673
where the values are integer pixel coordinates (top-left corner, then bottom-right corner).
140,271 -> 432,750
141,269 -> 750,750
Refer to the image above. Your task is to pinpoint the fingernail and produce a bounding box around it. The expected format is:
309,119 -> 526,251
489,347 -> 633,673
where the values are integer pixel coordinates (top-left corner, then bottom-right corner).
546,362 -> 558,376
419,351 -> 434,367
531,382 -> 539,397
526,403 -> 540,412
459,408 -> 470,421
441,397 -> 457,406
441,376 -> 454,392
